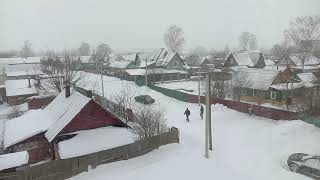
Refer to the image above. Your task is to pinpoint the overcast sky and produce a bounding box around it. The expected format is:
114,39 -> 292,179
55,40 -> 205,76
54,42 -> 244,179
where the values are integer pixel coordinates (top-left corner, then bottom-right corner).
1,0 -> 320,53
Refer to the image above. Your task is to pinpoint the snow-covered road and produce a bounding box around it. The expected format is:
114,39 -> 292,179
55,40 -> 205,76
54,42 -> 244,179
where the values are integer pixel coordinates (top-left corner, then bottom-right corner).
70,73 -> 320,180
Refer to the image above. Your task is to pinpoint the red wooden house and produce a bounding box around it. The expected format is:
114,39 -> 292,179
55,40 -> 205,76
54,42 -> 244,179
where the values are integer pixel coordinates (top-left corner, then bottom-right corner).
3,86 -> 128,164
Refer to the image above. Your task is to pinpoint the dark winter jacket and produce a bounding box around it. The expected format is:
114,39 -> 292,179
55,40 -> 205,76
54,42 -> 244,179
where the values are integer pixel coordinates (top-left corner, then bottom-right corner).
184,109 -> 190,116
200,106 -> 204,114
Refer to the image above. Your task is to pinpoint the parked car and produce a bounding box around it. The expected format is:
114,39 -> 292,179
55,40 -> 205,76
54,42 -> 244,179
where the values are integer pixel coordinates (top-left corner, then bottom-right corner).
134,95 -> 155,104
287,153 -> 320,179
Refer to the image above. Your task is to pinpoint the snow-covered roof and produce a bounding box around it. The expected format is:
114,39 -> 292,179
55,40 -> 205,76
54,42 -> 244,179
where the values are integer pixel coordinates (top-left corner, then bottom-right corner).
108,54 -> 138,69
125,68 -> 188,76
0,151 -> 29,171
58,126 -> 134,159
185,55 -> 207,66
139,48 -> 180,68
0,57 -> 41,65
155,51 -> 177,67
297,73 -> 318,83
4,109 -> 52,148
109,59 -> 132,68
265,59 -> 275,66
231,50 -> 262,66
44,89 -> 91,142
232,67 -> 279,90
270,82 -> 316,90
4,88 -> 127,147
139,49 -> 164,68
79,56 -> 91,63
6,70 -> 42,77
121,54 -> 137,62
289,54 -> 320,66
5,79 -> 38,97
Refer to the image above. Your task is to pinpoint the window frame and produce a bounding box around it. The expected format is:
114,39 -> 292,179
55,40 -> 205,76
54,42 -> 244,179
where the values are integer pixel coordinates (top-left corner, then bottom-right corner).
252,89 -> 257,97
173,61 -> 179,67
270,90 -> 277,100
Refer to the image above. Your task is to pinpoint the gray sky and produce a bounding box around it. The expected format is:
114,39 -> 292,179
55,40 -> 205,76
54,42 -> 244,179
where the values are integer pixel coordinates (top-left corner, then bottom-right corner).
1,0 -> 320,52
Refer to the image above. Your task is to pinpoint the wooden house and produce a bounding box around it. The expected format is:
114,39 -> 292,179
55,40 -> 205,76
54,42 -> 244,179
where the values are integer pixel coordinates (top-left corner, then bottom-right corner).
224,50 -> 266,68
3,86 -> 128,163
224,67 -> 316,107
277,54 -> 320,73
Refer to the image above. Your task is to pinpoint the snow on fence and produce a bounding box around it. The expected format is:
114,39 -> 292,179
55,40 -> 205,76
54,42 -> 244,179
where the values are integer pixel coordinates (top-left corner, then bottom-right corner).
0,127 -> 179,180
149,84 -> 298,120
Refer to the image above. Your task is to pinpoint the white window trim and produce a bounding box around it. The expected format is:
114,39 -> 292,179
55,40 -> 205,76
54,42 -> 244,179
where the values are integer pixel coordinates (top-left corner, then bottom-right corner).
253,89 -> 256,97
271,91 -> 277,99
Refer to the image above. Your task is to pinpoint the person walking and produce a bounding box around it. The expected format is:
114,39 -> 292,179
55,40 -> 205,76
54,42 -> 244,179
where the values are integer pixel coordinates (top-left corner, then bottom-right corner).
184,108 -> 191,122
200,105 -> 204,120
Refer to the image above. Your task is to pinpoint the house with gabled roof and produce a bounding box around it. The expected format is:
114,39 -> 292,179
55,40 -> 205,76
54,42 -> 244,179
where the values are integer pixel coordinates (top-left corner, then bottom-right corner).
126,48 -> 189,84
224,66 -> 317,107
140,48 -> 187,70
277,54 -> 320,73
106,53 -> 140,75
3,86 -> 129,163
224,50 -> 266,68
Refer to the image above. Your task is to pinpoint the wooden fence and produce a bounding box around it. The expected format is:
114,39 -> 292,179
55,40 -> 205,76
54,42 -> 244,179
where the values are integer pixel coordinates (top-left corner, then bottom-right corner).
0,127 -> 179,180
149,84 -> 298,120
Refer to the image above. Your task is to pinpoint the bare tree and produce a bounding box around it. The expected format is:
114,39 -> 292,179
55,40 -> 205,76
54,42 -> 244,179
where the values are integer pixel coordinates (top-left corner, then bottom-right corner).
164,25 -> 185,53
39,51 -> 86,93
79,42 -> 90,56
232,71 -> 252,101
284,15 -> 320,53
270,44 -> 286,60
210,80 -> 232,99
21,40 -> 34,59
130,105 -> 167,139
238,32 -> 258,51
112,81 -> 137,119
95,43 -> 112,64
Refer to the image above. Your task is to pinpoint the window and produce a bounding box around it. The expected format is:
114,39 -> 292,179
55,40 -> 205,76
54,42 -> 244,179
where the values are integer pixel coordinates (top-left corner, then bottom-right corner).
253,89 -> 257,97
271,91 -> 277,99
304,158 -> 320,169
173,61 -> 179,67
241,88 -> 246,96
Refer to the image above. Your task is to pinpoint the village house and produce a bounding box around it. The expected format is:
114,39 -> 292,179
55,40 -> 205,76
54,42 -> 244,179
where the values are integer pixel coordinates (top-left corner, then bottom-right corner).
224,67 -> 317,107
3,86 -> 129,165
125,48 -> 189,83
224,50 -> 266,68
106,53 -> 140,77
5,79 -> 38,105
184,55 -> 210,75
277,54 -> 320,73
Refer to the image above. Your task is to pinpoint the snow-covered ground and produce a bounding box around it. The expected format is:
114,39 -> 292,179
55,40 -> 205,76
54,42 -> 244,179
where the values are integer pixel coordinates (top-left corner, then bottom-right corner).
71,72 -> 320,180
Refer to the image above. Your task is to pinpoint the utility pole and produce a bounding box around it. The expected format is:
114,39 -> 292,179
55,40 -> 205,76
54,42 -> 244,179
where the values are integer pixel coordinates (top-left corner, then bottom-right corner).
208,91 -> 213,150
145,58 -> 148,86
205,73 -> 210,158
100,61 -> 105,98
198,68 -> 201,106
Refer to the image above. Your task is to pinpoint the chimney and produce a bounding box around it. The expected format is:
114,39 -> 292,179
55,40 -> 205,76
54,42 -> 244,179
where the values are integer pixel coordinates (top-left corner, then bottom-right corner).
65,85 -> 71,98
86,90 -> 92,98
28,78 -> 31,88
